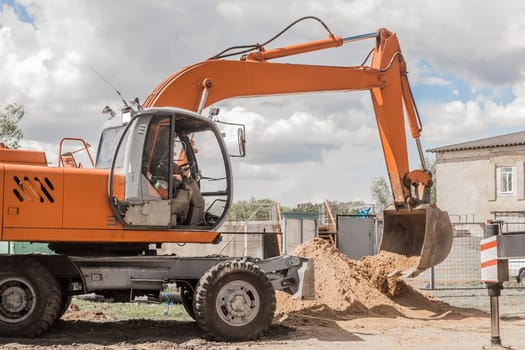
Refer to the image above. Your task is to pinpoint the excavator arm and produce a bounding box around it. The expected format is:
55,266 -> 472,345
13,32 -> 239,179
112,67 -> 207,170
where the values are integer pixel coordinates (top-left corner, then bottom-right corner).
143,29 -> 426,208
143,26 -> 453,275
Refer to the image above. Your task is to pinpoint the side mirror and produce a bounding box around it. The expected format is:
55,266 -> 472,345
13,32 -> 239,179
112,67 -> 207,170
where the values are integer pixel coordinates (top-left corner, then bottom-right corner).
237,127 -> 246,157
215,120 -> 247,158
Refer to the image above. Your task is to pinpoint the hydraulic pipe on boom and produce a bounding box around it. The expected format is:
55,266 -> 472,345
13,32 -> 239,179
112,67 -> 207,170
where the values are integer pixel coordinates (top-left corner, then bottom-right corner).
143,28 -> 453,276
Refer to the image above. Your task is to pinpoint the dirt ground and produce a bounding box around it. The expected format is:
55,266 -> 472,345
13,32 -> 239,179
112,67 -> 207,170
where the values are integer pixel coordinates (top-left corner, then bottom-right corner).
1,305 -> 524,350
1,239 -> 524,350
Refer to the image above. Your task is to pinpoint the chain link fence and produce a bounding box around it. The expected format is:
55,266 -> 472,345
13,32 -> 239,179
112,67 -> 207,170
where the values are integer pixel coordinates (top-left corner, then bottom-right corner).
409,221 -> 525,290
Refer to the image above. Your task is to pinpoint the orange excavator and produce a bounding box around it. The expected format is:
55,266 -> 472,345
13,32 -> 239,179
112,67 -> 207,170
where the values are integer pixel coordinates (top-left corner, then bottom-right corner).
0,18 -> 452,340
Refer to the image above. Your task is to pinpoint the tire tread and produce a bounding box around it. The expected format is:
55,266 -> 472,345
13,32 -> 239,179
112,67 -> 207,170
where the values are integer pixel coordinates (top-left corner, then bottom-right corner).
0,257 -> 62,338
193,259 -> 275,341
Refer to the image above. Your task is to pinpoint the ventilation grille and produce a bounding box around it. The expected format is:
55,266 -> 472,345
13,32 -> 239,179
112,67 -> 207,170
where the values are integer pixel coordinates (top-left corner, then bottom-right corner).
12,176 -> 55,203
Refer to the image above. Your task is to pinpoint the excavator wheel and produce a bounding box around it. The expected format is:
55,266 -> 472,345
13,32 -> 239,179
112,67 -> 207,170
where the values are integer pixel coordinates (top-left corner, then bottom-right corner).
193,259 -> 275,341
0,257 -> 62,337
57,294 -> 72,320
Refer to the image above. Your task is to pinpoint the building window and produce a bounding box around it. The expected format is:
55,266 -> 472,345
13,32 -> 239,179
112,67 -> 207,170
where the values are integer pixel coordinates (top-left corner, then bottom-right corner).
497,166 -> 516,195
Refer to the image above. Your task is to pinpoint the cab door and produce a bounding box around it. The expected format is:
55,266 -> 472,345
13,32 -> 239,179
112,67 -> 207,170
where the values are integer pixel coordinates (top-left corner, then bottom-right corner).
108,109 -> 233,231
109,113 -> 174,228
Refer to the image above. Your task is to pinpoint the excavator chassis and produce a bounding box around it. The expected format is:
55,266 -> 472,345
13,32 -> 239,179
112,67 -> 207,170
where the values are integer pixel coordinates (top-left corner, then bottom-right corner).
0,253 -> 313,341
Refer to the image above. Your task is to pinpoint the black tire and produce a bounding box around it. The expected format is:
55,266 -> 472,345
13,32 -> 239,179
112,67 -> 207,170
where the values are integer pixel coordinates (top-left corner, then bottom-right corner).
57,294 -> 72,320
193,259 -> 275,341
0,257 -> 62,338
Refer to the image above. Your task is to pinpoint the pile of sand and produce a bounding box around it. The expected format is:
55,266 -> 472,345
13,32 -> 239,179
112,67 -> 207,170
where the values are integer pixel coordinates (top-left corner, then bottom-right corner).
276,238 -> 452,318
62,303 -> 114,321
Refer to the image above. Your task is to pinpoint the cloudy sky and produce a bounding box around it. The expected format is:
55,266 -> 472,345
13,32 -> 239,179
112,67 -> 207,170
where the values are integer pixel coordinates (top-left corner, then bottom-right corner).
1,0 -> 525,207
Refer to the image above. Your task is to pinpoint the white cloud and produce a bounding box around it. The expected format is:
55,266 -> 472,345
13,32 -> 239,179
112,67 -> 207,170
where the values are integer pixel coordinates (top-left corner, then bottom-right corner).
422,78 -> 525,147
424,100 -> 485,142
6,48 -> 53,100
3,0 -> 525,206
216,1 -> 244,20
420,76 -> 452,87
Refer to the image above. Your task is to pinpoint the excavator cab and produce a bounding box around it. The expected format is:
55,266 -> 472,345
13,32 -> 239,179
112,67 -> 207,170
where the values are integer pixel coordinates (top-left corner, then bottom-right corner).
106,108 -> 233,230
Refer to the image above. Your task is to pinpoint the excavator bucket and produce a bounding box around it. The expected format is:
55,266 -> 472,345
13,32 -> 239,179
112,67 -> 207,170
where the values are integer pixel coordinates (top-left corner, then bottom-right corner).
380,204 -> 453,277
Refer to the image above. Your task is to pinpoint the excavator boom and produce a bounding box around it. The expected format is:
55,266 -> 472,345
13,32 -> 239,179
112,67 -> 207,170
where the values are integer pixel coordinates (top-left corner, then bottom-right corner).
143,27 -> 453,275
144,29 -> 420,206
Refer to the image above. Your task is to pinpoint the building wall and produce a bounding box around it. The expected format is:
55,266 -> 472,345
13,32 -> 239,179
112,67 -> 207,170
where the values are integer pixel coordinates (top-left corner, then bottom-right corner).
435,145 -> 525,222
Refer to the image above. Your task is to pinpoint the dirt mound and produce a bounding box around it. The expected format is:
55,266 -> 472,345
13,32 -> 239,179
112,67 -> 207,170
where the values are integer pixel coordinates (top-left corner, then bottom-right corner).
276,238 -> 452,319
62,303 -> 115,321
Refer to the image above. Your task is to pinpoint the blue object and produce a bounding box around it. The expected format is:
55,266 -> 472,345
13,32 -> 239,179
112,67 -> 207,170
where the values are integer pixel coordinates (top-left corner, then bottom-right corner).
355,208 -> 371,218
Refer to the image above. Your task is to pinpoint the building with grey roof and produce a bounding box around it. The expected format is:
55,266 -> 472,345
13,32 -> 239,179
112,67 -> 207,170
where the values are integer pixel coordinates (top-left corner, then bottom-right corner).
429,131 -> 525,228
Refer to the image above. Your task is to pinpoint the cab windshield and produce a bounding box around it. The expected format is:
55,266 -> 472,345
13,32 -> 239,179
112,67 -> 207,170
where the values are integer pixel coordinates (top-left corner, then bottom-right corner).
95,126 -> 126,169
108,110 -> 232,230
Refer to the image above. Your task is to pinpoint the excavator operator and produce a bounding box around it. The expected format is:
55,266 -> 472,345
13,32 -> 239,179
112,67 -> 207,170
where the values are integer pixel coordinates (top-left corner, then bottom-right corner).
171,138 -> 205,226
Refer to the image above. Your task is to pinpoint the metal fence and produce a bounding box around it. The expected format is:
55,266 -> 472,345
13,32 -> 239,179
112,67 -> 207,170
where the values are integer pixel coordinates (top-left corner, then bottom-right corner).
2,218 -> 523,291
409,221 -> 525,290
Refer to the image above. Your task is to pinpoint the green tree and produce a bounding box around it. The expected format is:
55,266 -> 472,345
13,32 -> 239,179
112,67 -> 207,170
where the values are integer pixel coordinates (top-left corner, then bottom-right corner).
291,200 -> 367,216
0,104 -> 24,149
327,200 -> 366,214
293,202 -> 318,214
370,176 -> 392,208
227,197 -> 279,221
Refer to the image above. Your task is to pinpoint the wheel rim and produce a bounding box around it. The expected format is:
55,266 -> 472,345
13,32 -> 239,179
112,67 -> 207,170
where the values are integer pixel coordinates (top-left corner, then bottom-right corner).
216,280 -> 260,327
0,277 -> 37,323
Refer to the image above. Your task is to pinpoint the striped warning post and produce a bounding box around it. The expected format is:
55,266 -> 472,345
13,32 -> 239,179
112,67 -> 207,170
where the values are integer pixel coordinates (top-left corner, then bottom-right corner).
480,236 -> 498,282
480,235 -> 509,283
